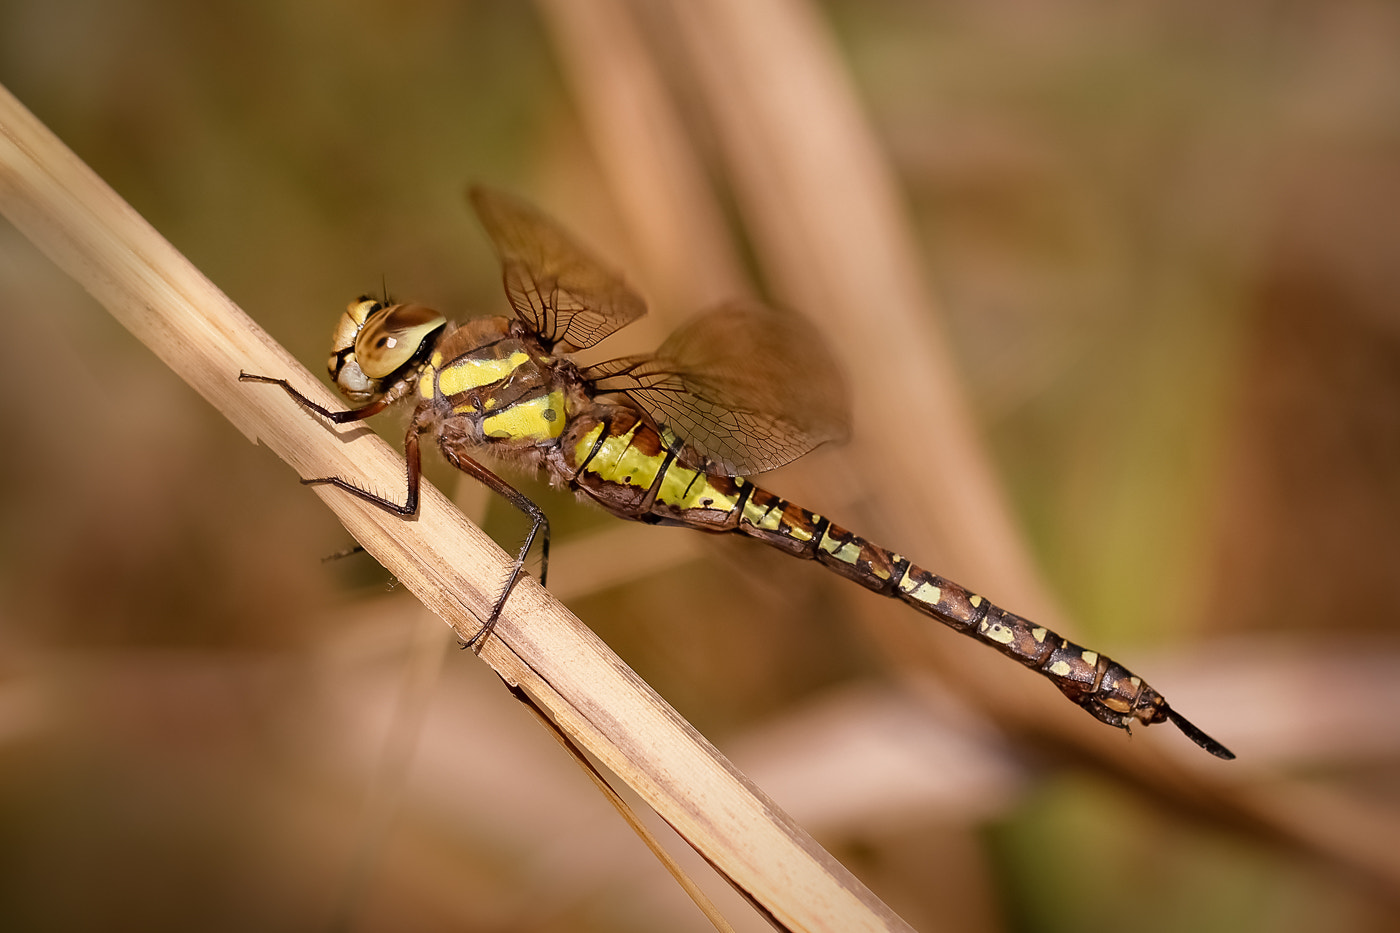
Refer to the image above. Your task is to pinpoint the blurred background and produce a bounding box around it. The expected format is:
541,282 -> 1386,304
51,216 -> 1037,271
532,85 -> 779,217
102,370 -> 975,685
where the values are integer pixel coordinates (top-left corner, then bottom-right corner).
2,1 -> 1399,931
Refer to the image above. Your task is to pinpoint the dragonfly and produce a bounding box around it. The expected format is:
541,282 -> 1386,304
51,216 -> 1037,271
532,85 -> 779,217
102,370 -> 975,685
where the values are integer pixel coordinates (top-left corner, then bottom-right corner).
241,187 -> 1234,760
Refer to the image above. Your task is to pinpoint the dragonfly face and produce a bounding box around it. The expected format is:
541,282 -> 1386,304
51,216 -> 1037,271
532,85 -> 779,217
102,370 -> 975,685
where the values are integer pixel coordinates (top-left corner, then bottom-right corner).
241,186 -> 1234,759
327,297 -> 447,404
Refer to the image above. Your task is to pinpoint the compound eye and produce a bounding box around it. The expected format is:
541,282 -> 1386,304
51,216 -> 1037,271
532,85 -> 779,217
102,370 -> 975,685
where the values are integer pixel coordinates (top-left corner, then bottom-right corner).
347,296 -> 382,325
353,303 -> 446,378
330,297 -> 383,360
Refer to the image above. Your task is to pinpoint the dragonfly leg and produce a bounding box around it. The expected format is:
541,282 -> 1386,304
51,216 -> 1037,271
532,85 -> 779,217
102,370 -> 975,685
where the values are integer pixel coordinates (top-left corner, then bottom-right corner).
238,372 -> 391,424
241,371 -> 417,514
300,427 -> 422,516
440,445 -> 551,652
243,370 -> 547,648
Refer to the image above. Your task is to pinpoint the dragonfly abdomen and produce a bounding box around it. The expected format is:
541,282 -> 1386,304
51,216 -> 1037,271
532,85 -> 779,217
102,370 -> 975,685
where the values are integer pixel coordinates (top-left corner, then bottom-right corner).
559,409 -> 1181,738
735,489 -> 1179,733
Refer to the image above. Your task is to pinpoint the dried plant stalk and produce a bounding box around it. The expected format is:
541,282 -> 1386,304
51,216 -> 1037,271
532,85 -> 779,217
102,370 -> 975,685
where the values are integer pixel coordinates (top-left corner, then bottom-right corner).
534,0 -> 1400,902
0,83 -> 914,932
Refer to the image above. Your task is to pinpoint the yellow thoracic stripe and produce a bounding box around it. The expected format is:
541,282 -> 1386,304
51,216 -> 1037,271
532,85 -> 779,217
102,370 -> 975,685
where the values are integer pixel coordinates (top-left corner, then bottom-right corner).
437,351 -> 530,396
481,391 -> 566,440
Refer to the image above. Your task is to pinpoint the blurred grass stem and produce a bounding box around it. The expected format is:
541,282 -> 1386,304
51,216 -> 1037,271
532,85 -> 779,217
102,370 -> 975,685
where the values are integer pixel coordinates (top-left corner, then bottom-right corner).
0,82 -> 913,933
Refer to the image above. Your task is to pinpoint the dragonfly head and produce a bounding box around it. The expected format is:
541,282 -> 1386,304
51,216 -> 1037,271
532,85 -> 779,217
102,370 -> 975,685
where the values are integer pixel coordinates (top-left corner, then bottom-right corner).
328,297 -> 446,402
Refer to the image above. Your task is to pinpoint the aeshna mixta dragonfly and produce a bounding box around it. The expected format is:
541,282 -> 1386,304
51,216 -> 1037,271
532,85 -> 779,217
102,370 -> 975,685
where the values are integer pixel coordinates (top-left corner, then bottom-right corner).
241,187 -> 1234,760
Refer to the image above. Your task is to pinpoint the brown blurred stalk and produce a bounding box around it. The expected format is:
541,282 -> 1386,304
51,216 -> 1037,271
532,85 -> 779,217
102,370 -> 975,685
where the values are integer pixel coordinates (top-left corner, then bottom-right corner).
0,83 -> 916,932
535,0 -> 1400,902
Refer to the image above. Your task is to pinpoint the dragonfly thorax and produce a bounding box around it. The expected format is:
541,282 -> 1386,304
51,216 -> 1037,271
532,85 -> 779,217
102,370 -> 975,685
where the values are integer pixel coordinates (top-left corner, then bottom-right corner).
418,316 -> 573,446
328,297 -> 447,403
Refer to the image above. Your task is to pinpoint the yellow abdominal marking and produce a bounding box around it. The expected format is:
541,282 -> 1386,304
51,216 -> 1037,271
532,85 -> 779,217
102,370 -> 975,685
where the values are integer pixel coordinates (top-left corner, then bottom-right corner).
898,574 -> 942,605
747,501 -> 785,532
1081,650 -> 1099,667
1100,680 -> 1133,713
438,351 -> 529,396
1103,695 -> 1132,714
969,595 -> 983,608
574,423 -> 605,466
817,529 -> 861,564
609,442 -> 667,488
578,422 -> 639,477
581,423 -> 674,489
978,619 -> 1015,645
1031,627 -> 1048,643
1048,660 -> 1072,677
655,464 -> 740,512
481,391 -> 565,441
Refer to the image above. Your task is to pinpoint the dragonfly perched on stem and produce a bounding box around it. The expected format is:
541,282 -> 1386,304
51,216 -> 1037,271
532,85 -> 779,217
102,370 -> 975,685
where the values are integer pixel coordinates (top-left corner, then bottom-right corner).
241,187 -> 1234,760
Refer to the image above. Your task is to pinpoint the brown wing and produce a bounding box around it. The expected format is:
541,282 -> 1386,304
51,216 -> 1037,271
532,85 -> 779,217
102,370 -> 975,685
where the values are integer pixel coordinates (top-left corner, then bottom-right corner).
468,187 -> 647,352
584,302 -> 851,475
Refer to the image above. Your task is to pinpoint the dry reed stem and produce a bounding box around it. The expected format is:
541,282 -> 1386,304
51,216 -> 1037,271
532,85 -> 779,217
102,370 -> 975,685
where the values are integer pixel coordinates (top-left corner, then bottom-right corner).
535,0 -> 748,317
538,0 -> 1099,760
629,0 -> 1211,759
534,0 -> 1400,901
667,0 -> 1400,897
665,0 -> 1056,618
0,83 -> 913,933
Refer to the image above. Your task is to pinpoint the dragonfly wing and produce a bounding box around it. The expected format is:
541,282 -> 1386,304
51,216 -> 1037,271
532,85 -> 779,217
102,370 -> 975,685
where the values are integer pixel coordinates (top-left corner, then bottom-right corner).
585,302 -> 851,475
468,187 -> 647,352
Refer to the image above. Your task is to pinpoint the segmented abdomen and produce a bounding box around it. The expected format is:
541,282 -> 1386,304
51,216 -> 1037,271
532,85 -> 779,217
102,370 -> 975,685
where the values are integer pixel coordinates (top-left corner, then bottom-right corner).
557,408 -> 1175,734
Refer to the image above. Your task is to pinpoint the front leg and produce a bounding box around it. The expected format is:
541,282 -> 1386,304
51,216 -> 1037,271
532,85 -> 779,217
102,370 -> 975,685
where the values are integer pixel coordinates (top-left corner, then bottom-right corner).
239,371 -> 390,423
241,371 -> 534,648
239,371 -> 418,514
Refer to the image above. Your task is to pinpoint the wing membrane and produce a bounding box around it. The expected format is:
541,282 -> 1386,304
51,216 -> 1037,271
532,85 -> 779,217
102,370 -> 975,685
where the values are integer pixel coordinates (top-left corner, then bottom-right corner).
585,303 -> 851,475
468,187 -> 646,352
